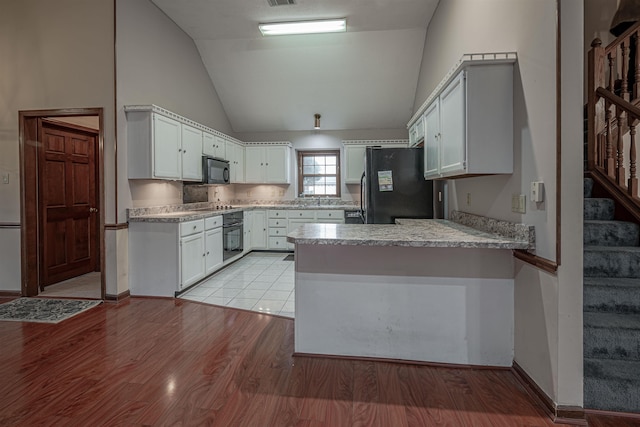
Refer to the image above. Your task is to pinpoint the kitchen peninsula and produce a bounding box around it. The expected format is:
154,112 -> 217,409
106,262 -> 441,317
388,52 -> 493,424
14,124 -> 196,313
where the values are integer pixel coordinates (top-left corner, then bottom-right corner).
287,212 -> 533,367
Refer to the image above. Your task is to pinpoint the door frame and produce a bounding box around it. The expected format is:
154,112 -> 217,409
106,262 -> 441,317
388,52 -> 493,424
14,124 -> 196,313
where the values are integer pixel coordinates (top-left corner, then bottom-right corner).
19,108 -> 105,299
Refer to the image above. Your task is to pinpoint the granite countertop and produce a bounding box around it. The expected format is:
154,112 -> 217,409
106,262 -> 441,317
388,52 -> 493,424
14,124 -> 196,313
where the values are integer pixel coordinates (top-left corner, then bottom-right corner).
285,220 -> 531,250
128,204 -> 358,223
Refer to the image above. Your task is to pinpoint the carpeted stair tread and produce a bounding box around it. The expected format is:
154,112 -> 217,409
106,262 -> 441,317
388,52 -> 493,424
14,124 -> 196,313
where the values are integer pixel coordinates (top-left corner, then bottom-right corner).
584,311 -> 640,331
584,277 -> 640,314
584,198 -> 615,221
584,220 -> 640,246
584,177 -> 594,198
585,357 -> 640,381
584,246 -> 640,278
584,358 -> 640,412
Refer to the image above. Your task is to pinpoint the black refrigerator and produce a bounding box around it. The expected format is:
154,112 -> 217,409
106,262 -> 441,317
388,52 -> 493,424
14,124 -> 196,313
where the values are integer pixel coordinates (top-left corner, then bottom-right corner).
360,146 -> 434,224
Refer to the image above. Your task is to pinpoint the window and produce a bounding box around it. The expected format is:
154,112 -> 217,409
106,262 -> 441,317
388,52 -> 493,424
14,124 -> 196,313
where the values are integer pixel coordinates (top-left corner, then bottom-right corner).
297,150 -> 341,197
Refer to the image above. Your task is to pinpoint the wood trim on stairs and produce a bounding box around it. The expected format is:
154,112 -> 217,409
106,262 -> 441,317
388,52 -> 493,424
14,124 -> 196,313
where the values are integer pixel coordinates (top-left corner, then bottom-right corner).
588,169 -> 640,224
513,250 -> 558,274
512,361 -> 587,426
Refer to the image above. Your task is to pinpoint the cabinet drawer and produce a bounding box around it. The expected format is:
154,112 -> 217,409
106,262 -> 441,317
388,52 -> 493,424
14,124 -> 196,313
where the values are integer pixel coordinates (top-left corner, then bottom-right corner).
180,219 -> 204,237
268,236 -> 287,249
204,215 -> 223,230
288,210 -> 314,219
315,210 -> 343,220
268,218 -> 286,227
268,227 -> 287,237
268,209 -> 287,218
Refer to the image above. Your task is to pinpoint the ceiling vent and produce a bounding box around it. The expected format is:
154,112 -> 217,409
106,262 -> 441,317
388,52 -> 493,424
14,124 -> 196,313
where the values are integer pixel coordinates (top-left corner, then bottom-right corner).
267,0 -> 296,6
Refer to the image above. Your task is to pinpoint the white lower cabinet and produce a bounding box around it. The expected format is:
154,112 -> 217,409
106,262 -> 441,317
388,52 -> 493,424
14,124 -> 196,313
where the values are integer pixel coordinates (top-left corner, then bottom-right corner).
180,231 -> 205,289
205,216 -> 223,275
268,210 -> 288,250
265,209 -> 345,250
243,211 -> 253,254
130,217 -> 225,297
251,210 -> 267,250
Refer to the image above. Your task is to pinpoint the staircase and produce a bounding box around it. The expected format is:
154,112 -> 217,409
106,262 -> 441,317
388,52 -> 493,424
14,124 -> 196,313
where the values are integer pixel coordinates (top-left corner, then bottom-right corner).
583,177 -> 640,412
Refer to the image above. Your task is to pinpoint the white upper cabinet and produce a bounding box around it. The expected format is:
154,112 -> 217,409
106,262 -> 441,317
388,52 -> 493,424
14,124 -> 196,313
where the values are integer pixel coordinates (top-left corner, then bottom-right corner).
438,72 -> 466,176
151,114 -> 182,179
408,115 -> 425,147
342,140 -> 409,184
225,139 -> 245,183
423,101 -> 440,177
244,145 -> 291,184
344,145 -> 367,184
126,105 -> 240,182
181,124 -> 203,182
202,131 -> 226,159
407,53 -> 516,180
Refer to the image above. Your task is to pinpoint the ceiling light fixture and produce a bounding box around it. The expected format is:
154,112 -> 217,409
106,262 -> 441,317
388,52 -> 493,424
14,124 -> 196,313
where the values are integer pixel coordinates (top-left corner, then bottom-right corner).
314,114 -> 321,129
259,19 -> 346,36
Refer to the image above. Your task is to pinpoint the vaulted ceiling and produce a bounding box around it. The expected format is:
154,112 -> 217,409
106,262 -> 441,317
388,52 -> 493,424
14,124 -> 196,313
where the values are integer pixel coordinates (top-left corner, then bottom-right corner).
151,0 -> 440,133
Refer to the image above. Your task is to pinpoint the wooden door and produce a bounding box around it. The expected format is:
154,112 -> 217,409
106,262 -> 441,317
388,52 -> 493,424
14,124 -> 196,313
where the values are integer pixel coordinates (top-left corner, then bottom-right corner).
38,120 -> 98,287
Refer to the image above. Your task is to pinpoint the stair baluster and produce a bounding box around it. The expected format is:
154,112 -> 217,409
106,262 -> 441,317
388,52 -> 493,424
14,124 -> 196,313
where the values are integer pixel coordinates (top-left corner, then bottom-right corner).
630,122 -> 638,198
622,40 -> 629,100
606,100 -> 615,177
617,105 -> 627,185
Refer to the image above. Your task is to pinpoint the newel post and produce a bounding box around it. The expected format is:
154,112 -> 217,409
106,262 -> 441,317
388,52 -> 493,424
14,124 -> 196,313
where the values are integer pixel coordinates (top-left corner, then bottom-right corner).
588,38 -> 606,171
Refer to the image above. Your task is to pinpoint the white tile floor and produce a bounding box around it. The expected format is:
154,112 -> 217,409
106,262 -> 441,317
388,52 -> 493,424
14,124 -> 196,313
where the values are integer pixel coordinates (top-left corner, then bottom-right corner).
179,252 -> 295,318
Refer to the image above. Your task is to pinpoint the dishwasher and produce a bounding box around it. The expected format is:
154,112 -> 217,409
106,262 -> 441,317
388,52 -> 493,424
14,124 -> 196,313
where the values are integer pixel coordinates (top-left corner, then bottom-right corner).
344,209 -> 364,224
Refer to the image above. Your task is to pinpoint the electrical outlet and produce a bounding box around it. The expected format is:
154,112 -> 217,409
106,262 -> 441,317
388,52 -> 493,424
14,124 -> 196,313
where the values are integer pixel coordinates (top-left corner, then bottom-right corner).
2,173 -> 8,184
466,193 -> 471,206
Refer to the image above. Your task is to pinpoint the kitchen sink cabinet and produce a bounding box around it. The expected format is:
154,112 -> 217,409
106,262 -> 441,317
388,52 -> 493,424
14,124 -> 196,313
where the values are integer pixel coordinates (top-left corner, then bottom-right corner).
244,145 -> 291,184
265,209 -> 345,250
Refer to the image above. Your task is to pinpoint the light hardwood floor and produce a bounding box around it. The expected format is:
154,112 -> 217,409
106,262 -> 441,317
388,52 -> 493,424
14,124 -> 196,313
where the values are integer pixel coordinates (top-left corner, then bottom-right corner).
38,271 -> 101,299
0,297 -> 637,426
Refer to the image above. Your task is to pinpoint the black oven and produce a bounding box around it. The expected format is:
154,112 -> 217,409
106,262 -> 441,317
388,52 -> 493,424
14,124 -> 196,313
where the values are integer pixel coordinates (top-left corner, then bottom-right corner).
222,211 -> 243,261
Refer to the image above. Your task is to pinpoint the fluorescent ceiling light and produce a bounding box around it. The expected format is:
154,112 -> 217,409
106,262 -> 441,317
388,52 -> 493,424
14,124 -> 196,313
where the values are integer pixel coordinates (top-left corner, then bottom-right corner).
259,19 -> 346,36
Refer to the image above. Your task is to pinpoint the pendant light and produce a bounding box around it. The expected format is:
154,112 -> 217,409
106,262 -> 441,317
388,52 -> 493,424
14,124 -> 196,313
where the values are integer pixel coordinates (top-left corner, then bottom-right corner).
314,114 -> 321,129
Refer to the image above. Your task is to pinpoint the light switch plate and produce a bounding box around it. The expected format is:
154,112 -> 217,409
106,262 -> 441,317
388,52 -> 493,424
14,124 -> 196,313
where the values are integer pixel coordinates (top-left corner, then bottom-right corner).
1,173 -> 8,184
511,194 -> 526,213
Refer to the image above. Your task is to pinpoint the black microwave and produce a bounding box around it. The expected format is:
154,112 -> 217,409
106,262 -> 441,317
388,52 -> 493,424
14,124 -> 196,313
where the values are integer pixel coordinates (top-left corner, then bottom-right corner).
202,156 -> 230,184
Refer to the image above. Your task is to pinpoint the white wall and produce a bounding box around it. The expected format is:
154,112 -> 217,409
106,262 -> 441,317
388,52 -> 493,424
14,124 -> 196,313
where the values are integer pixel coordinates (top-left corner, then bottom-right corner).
413,0 -> 584,408
0,0 -> 115,292
116,0 -> 235,219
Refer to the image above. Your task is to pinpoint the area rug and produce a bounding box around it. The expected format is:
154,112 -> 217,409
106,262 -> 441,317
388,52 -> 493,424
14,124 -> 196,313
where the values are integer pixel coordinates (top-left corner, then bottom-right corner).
283,254 -> 294,261
0,298 -> 102,324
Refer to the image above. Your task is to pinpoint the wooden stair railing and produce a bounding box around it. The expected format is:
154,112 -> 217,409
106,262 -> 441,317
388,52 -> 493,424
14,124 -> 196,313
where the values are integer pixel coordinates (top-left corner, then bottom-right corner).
588,21 -> 640,215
